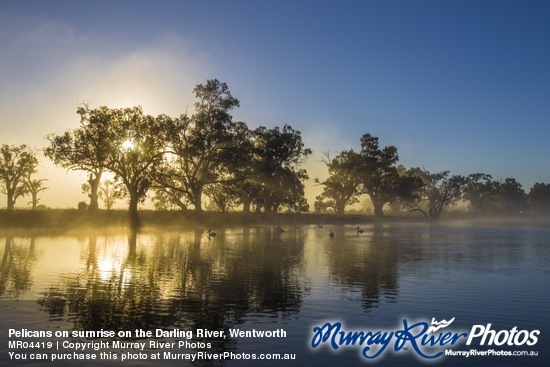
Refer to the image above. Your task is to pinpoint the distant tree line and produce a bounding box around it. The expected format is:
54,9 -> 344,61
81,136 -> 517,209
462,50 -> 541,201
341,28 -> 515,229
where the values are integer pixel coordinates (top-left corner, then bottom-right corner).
1,79 -> 550,219
314,134 -> 547,219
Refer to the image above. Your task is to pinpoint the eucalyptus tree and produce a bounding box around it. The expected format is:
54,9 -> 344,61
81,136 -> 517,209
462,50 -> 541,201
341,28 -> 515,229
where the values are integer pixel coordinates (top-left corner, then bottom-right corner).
496,178 -> 527,214
0,144 -> 38,210
407,168 -> 466,220
529,182 -> 550,213
24,174 -> 48,209
248,124 -> 311,213
82,179 -> 125,210
357,133 -> 401,217
152,188 -> 189,211
204,183 -> 241,212
100,107 -> 169,218
464,174 -> 527,214
45,105 -> 112,210
156,80 -> 251,212
463,173 -> 499,212
47,105 -> 166,217
314,150 -> 363,214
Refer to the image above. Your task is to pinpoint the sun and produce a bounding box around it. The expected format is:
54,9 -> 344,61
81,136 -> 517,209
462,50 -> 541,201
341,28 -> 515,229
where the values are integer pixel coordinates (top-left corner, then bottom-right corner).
122,139 -> 135,150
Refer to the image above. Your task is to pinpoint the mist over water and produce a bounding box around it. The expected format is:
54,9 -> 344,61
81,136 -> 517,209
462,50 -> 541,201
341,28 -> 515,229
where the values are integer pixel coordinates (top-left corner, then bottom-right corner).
1,221 -> 548,366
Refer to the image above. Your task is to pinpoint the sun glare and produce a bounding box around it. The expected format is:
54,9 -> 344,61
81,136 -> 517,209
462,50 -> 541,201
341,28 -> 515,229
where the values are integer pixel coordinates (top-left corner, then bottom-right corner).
122,139 -> 135,150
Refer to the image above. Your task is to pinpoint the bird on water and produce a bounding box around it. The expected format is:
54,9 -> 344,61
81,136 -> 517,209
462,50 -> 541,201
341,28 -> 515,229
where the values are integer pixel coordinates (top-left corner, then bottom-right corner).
329,229 -> 335,239
356,226 -> 365,234
207,228 -> 217,237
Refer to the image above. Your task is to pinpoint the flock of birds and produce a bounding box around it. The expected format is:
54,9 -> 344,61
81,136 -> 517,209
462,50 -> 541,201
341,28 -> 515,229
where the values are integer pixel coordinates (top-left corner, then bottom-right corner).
205,225 -> 366,240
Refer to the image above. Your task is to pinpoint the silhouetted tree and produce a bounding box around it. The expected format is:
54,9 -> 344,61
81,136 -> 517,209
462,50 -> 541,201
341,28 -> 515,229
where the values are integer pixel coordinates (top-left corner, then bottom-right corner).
83,179 -> 125,210
529,182 -> 550,213
156,80 -> 250,212
204,183 -> 240,212
357,134 -> 401,217
152,188 -> 189,211
463,173 -> 499,212
407,168 -> 466,220
496,178 -> 527,214
247,125 -> 311,213
393,167 -> 424,213
24,173 -> 48,210
314,150 -> 363,214
53,105 -> 168,222
99,106 -> 169,220
45,105 -> 113,210
0,144 -> 37,210
463,174 -> 527,214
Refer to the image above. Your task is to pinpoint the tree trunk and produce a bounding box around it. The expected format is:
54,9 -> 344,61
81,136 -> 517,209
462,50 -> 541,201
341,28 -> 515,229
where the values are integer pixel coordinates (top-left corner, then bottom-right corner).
428,207 -> 441,221
192,185 -> 203,213
6,193 -> 15,211
335,201 -> 346,215
372,199 -> 384,217
242,196 -> 251,213
88,172 -> 102,211
128,193 -> 140,229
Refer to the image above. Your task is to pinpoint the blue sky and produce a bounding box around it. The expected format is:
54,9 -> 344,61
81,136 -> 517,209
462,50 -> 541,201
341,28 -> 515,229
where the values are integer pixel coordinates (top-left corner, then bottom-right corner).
1,0 -> 549,208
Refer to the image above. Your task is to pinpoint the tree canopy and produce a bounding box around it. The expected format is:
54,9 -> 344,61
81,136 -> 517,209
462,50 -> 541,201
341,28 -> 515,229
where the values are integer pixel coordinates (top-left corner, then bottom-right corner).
7,78 -> 543,220
0,144 -> 38,210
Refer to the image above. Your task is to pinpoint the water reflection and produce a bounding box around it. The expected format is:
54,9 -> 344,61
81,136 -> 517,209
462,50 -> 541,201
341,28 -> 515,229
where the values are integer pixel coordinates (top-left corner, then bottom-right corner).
0,236 -> 38,297
23,228 -> 307,359
1,223 -> 549,366
322,225 -> 399,311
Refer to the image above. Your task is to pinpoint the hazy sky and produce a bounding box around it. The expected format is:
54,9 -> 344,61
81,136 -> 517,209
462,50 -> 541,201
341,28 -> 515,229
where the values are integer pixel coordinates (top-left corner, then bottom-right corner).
1,0 -> 549,209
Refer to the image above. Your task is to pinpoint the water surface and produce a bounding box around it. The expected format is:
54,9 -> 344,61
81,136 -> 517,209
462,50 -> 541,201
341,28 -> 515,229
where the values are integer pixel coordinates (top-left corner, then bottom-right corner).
1,222 -> 548,366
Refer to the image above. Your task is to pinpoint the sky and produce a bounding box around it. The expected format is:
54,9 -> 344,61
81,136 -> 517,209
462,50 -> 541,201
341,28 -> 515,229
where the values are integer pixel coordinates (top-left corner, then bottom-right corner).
1,0 -> 549,209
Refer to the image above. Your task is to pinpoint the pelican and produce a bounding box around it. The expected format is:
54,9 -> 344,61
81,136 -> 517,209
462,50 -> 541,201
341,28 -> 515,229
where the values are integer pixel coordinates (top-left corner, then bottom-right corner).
356,226 -> 365,234
329,229 -> 335,239
207,228 -> 217,237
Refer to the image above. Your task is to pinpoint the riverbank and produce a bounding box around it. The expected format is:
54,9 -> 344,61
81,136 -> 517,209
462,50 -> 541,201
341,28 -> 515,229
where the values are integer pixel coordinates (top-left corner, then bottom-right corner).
0,208 -> 542,231
0,209 -> 420,230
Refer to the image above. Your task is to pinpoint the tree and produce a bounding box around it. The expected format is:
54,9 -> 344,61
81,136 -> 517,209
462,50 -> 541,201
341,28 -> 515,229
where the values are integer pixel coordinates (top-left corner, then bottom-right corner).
392,166 -> 424,213
314,150 -> 363,214
25,173 -> 48,210
99,107 -> 168,220
82,179 -> 125,210
407,168 -> 466,220
152,188 -> 189,211
247,125 -> 311,213
45,104 -> 112,210
204,183 -> 240,212
357,134 -> 401,217
0,144 -> 37,210
59,105 -> 167,222
464,174 -> 527,214
463,173 -> 499,212
529,182 -> 550,213
496,178 -> 527,214
156,80 -> 249,212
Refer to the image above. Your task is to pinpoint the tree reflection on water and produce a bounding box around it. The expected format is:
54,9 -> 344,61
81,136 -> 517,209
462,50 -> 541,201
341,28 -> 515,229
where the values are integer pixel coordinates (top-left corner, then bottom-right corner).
33,228 -> 306,362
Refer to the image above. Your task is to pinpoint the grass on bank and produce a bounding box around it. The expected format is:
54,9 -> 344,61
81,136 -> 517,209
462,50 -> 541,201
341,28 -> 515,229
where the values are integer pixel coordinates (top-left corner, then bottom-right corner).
0,209 -> 424,230
0,208 -> 542,230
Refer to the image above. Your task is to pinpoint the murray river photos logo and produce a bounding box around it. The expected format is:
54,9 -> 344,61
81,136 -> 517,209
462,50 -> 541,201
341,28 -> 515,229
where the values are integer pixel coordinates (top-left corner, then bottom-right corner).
310,317 -> 540,360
